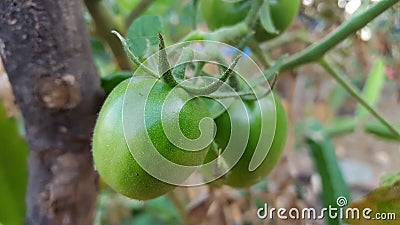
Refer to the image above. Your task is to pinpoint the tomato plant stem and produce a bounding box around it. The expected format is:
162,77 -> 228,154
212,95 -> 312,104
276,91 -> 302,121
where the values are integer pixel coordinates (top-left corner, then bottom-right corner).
319,58 -> 400,139
264,30 -> 313,50
248,39 -> 272,68
124,0 -> 156,28
84,0 -> 133,70
181,22 -> 249,44
244,0 -> 263,28
180,55 -> 241,95
280,0 -> 400,72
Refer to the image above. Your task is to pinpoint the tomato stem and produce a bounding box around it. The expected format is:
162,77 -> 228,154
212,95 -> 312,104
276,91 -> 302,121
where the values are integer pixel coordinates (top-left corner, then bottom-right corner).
244,0 -> 263,28
124,0 -> 156,29
319,58 -> 400,139
207,52 -> 283,100
280,0 -> 400,72
226,31 -> 256,91
84,0 -> 133,70
248,38 -> 272,68
180,55 -> 241,95
181,22 -> 249,44
208,75 -> 277,100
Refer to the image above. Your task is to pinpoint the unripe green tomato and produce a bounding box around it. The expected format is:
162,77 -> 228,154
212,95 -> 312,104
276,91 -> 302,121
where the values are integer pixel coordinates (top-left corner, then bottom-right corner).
205,94 -> 288,188
92,78 -> 211,200
200,0 -> 251,30
200,0 -> 301,41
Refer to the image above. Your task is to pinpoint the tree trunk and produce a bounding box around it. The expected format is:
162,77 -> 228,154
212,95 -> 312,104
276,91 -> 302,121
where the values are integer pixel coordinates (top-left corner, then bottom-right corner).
0,0 -> 104,224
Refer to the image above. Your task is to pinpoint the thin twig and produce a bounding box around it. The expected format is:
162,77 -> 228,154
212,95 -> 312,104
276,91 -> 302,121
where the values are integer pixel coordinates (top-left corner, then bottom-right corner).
248,38 -> 272,68
319,58 -> 400,138
244,0 -> 263,28
180,55 -> 241,95
125,0 -> 156,28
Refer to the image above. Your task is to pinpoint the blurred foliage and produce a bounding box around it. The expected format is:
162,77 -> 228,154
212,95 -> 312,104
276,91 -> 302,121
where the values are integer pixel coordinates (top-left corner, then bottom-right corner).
301,119 -> 350,225
0,101 -> 28,225
381,171 -> 400,186
364,122 -> 400,142
346,180 -> 400,225
94,190 -> 183,225
355,59 -> 385,117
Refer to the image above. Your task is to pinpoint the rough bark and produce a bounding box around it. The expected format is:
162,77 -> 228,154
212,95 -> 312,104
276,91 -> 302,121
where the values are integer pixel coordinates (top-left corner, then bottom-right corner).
0,0 -> 104,224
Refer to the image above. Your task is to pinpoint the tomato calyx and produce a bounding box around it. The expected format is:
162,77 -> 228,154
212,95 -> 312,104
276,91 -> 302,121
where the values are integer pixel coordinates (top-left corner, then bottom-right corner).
158,33 -> 179,87
112,30 -> 159,78
114,31 -> 278,100
178,55 -> 241,95
157,34 -> 247,96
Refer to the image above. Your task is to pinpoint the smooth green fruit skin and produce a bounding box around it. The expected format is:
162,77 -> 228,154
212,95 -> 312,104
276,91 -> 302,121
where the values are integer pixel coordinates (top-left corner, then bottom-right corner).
207,95 -> 288,188
200,0 -> 301,41
92,78 -> 211,200
200,0 -> 251,30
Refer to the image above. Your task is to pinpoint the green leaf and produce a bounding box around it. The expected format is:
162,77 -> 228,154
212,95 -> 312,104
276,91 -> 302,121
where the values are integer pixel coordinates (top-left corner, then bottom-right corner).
346,181 -> 400,225
364,121 -> 400,142
355,59 -> 385,117
100,71 -> 133,94
381,171 -> 400,186
258,0 -> 279,34
0,102 -> 28,225
303,119 -> 350,225
126,15 -> 163,60
329,84 -> 347,112
325,116 -> 356,137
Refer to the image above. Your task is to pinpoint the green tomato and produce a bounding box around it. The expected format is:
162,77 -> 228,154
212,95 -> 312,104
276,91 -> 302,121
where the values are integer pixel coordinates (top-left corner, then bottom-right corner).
92,78 -> 211,200
205,94 -> 288,188
200,0 -> 251,30
200,0 -> 301,41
